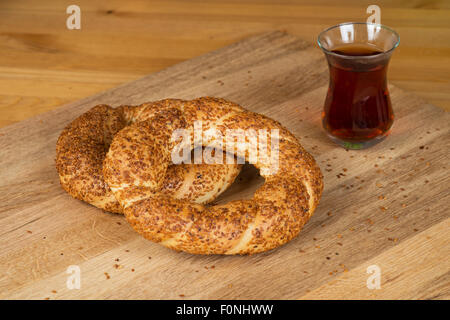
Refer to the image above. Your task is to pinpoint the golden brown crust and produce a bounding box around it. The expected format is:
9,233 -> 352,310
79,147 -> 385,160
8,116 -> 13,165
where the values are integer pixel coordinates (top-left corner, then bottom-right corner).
55,101 -> 242,213
103,97 -> 324,254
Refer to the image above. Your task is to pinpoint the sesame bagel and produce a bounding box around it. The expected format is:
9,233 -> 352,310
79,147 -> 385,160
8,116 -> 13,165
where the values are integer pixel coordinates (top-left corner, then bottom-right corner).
56,101 -> 242,213
103,97 -> 323,254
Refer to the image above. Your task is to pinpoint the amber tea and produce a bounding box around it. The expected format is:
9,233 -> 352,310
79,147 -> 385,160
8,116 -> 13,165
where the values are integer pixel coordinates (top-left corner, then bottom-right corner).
318,23 -> 400,149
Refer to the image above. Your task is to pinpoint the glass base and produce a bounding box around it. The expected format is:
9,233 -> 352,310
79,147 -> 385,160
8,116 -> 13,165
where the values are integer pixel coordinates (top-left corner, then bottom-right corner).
326,132 -> 388,150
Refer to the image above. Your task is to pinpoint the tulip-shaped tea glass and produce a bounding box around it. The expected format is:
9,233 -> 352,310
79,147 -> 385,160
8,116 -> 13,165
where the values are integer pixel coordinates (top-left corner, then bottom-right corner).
318,22 -> 400,149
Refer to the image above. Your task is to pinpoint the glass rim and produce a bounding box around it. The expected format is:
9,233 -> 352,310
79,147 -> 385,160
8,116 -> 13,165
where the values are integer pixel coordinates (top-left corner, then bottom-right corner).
317,22 -> 400,59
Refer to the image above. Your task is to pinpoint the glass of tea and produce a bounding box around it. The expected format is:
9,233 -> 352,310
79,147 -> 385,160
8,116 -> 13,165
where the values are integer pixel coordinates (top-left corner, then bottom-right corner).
318,22 -> 400,149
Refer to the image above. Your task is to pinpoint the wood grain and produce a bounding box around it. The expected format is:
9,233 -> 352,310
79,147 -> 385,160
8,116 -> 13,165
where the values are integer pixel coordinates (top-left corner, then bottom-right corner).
0,0 -> 449,127
0,31 -> 448,300
301,219 -> 450,300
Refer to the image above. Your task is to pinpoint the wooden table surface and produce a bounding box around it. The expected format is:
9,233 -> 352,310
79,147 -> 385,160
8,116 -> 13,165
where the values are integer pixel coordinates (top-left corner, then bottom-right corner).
1,31 -> 448,300
0,1 -> 449,301
0,0 -> 449,128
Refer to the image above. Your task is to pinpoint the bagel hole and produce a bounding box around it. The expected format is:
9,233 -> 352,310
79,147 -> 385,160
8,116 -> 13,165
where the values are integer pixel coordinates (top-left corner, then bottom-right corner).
211,163 -> 264,205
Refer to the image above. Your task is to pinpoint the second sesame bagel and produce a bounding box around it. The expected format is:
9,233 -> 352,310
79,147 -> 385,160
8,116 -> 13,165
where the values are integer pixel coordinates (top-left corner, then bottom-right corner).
55,101 -> 242,213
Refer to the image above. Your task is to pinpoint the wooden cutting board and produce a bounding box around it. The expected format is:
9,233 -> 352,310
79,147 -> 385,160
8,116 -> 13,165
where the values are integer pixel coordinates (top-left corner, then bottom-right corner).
0,31 -> 448,300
